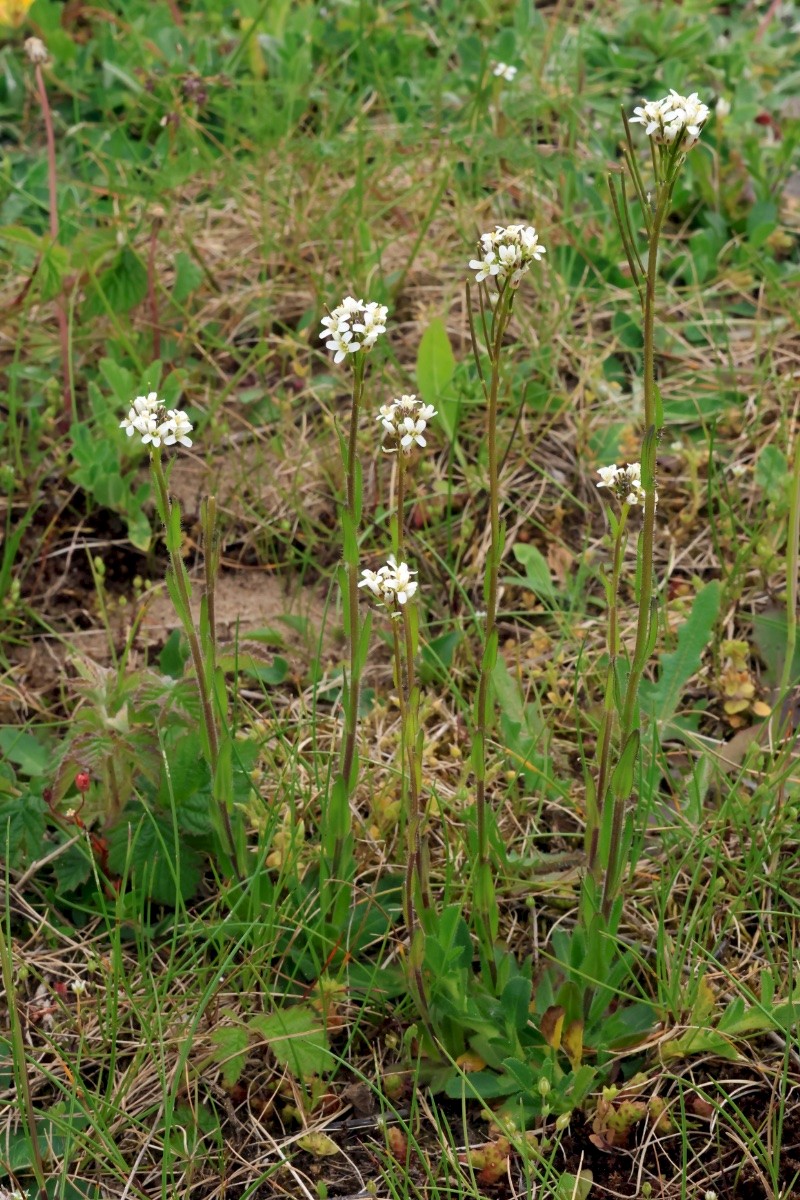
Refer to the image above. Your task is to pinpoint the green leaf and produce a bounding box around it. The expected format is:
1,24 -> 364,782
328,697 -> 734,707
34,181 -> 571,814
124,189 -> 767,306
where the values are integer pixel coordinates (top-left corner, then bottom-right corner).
555,1171 -> 593,1200
0,728 -> 50,777
746,200 -> 778,249
85,246 -> 148,318
209,1022 -> 250,1088
416,317 -> 458,442
640,581 -> 721,731
159,629 -> 190,679
249,1006 -> 335,1079
419,630 -> 462,685
752,608 -> 800,686
0,793 -> 47,865
755,445 -> 789,495
52,842 -> 93,893
509,543 -> 555,599
172,251 -> 205,303
106,811 -> 203,905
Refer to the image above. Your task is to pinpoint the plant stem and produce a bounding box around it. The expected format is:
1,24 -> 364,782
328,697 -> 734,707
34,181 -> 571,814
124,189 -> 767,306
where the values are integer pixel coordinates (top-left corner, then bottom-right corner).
332,357 -> 366,885
587,508 -> 628,874
0,915 -> 48,1200
151,455 -> 240,876
471,287 -> 511,958
599,182 -> 670,920
780,429 -> 800,699
34,61 -> 72,429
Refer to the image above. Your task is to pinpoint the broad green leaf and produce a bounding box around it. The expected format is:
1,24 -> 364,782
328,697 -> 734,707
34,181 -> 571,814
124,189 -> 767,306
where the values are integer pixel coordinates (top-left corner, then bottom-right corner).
555,1171 -> 593,1200
0,728 -> 50,777
0,793 -> 47,864
209,1023 -> 250,1088
172,251 -> 205,302
416,317 -> 458,442
249,1006 -> 335,1079
752,608 -> 800,686
106,811 -> 203,905
641,581 -> 721,730
509,543 -> 555,599
85,246 -> 148,318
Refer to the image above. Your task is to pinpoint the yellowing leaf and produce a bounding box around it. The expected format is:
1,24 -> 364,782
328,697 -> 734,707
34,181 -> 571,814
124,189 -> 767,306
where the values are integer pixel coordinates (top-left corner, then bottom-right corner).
562,1019 -> 584,1070
297,1132 -> 339,1158
456,1052 -> 486,1072
540,1005 -> 565,1050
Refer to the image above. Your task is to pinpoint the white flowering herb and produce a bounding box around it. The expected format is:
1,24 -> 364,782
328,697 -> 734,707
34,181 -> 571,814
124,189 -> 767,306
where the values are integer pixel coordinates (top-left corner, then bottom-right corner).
492,62 -> 517,82
630,89 -> 709,151
469,224 -> 546,289
319,295 -> 388,363
70,979 -> 89,995
359,555 -> 418,612
120,392 -> 193,449
596,461 -> 650,506
376,394 -> 437,454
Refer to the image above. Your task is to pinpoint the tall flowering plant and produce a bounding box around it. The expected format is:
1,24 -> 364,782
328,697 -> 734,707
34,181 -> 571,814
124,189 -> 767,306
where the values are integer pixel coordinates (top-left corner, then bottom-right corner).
318,296 -> 387,921
120,392 -> 242,878
587,90 -> 709,921
466,224 -> 546,964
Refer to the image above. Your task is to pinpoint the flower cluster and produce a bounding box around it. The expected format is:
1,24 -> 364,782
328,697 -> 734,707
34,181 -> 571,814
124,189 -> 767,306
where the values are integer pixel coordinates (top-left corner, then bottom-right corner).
596,462 -> 651,507
376,394 -> 437,454
469,224 -> 546,288
492,62 -> 517,82
320,296 -> 388,363
359,556 -> 418,611
630,89 -> 709,150
120,392 -> 193,449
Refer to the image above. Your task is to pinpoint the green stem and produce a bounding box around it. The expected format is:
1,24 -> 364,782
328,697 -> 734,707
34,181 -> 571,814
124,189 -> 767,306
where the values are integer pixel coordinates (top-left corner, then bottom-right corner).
471,287 -> 512,957
151,455 -> 240,876
333,358 -> 366,883
0,915 -> 48,1200
600,182 -> 670,920
780,431 -> 800,699
587,507 -> 628,873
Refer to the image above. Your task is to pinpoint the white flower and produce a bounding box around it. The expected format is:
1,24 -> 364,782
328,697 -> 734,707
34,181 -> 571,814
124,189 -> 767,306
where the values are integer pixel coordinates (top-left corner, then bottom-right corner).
630,89 -> 709,150
596,461 -> 650,507
359,556 -> 418,611
376,394 -> 437,455
120,392 -> 193,450
715,96 -> 730,119
70,979 -> 88,995
469,224 -> 546,286
0,1189 -> 30,1200
161,409 -> 193,447
493,62 -> 517,82
596,465 -> 619,490
319,296 -> 388,360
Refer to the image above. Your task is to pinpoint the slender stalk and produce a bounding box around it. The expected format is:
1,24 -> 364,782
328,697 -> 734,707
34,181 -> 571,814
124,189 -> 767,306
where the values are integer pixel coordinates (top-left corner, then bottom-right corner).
780,430 -> 800,699
599,182 -> 670,920
331,357 -> 366,886
33,60 -> 72,428
587,507 -> 628,874
151,456 -> 240,875
0,915 -> 48,1200
470,286 -> 512,958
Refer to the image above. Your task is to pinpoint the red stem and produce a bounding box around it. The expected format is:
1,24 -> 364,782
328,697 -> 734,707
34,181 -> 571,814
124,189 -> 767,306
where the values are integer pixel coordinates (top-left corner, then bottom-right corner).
35,62 -> 72,428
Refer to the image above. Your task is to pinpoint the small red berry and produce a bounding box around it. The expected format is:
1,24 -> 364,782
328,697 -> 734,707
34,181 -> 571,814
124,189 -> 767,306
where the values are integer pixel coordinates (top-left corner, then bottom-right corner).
75,771 -> 91,794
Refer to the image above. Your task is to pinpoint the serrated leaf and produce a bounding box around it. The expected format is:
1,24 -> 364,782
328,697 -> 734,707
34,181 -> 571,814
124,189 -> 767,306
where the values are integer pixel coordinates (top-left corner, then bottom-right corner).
0,792 -> 47,865
172,251 -> 205,303
85,246 -> 148,318
106,811 -> 203,905
209,1023 -> 250,1088
0,728 -> 50,777
52,842 -> 93,893
249,1006 -> 335,1079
